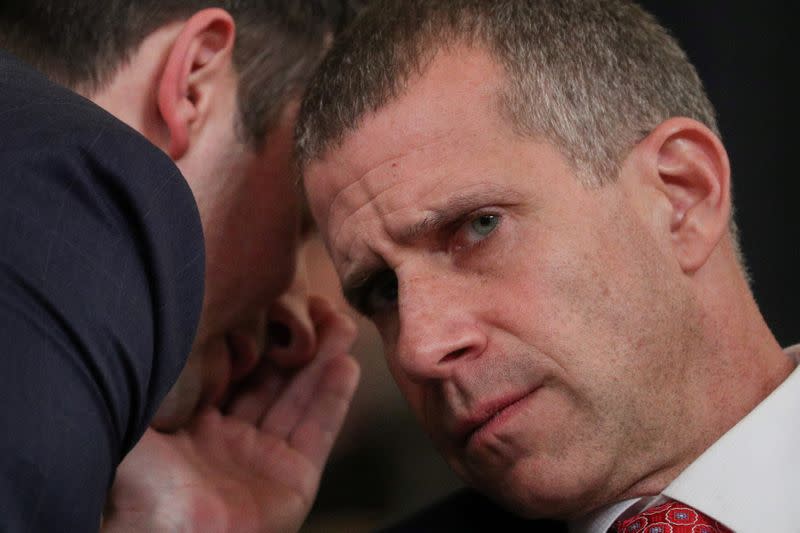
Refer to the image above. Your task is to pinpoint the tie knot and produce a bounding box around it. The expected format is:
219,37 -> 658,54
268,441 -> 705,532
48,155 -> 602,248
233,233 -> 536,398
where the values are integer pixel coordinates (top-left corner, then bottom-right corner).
614,500 -> 732,533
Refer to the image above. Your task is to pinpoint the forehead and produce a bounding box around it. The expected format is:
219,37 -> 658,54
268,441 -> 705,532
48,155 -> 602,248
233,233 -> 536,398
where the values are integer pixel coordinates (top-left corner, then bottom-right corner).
304,46 -> 515,237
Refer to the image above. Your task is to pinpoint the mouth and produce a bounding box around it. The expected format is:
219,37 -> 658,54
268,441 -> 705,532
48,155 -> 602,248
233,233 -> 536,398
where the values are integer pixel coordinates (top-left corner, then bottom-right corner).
454,388 -> 541,448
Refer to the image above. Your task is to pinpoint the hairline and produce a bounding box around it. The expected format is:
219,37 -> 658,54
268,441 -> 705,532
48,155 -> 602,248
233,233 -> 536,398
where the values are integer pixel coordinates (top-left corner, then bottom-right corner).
300,37 -> 609,184
298,32 -> 748,274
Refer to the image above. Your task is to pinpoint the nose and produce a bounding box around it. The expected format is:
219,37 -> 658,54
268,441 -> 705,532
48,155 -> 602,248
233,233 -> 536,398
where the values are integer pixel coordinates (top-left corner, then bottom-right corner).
393,271 -> 487,382
264,250 -> 316,369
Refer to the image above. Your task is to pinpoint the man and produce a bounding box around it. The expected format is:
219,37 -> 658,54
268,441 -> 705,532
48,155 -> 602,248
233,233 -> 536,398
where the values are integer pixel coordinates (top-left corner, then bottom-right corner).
297,0 -> 798,531
0,1 -> 359,531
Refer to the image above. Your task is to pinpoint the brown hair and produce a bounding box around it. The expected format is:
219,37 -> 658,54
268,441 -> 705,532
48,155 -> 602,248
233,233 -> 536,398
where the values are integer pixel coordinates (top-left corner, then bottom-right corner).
0,0 -> 359,146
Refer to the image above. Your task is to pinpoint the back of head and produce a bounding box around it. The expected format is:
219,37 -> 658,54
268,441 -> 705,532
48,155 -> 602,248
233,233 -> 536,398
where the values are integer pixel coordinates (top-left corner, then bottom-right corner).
0,0 -> 358,146
297,0 -> 718,185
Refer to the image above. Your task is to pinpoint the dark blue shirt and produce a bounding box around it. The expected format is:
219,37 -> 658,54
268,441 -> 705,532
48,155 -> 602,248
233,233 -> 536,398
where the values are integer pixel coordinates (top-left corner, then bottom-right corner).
0,50 -> 205,531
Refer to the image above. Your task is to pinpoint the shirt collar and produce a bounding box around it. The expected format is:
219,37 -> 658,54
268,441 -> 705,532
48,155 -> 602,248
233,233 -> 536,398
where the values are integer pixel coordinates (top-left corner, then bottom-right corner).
568,498 -> 640,533
662,344 -> 800,532
569,345 -> 800,533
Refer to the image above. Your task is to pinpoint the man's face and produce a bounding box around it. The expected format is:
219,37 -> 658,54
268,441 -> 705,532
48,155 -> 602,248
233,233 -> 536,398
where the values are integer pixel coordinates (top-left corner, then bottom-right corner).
305,47 -> 699,517
153,92 -> 303,430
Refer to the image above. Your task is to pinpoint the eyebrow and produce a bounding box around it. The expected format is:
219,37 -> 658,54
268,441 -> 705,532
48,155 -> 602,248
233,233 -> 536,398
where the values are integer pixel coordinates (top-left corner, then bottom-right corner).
339,211 -> 454,311
397,186 -> 521,243
340,184 -> 523,307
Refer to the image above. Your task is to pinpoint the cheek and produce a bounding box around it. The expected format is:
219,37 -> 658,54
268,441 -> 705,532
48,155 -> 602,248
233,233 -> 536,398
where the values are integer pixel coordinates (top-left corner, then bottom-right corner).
488,217 -> 636,382
530,213 -> 683,403
238,188 -> 301,293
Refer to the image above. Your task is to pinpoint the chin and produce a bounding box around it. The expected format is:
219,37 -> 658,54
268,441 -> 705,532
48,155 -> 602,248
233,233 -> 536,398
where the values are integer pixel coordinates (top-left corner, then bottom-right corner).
479,484 -> 591,521
469,458 -> 601,521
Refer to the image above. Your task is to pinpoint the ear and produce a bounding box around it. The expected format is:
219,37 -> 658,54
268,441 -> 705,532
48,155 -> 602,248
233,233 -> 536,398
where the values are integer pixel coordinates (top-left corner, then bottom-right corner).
157,8 -> 236,159
627,117 -> 731,273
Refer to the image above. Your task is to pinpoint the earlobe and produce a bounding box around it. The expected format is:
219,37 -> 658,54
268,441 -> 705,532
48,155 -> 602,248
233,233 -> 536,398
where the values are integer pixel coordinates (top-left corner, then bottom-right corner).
156,8 -> 236,160
648,118 -> 732,273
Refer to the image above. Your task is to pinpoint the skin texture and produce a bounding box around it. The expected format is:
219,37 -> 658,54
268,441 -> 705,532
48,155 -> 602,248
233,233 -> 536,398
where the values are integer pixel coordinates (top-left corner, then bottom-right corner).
304,45 -> 793,518
86,9 -> 360,531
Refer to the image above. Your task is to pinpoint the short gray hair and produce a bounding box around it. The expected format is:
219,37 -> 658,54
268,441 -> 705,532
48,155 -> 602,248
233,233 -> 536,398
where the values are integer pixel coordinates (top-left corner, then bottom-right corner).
296,0 -> 746,266
297,0 -> 719,180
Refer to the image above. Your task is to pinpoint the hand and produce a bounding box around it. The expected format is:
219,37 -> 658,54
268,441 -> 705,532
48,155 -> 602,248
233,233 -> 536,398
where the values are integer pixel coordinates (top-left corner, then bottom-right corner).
102,297 -> 360,533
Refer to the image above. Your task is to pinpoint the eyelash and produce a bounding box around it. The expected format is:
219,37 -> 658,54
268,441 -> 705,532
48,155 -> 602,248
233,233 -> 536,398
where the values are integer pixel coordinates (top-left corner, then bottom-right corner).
451,211 -> 503,253
355,211 -> 504,317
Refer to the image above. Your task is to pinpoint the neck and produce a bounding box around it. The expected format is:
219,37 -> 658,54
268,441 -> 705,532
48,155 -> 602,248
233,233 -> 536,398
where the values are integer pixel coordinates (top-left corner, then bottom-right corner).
625,245 -> 793,503
693,249 -> 793,435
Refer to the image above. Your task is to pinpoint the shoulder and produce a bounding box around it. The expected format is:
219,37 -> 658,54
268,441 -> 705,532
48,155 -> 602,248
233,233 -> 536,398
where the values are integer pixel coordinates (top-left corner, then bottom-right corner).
377,488 -> 567,533
0,47 -> 204,453
1,48 -> 177,182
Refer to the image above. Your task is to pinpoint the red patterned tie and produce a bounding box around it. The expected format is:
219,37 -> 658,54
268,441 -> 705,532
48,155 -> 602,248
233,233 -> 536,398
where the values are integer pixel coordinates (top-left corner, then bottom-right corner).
615,500 -> 732,533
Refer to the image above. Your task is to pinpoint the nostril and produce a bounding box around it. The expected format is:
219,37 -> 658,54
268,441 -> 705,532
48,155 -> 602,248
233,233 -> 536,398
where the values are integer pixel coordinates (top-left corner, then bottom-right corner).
267,321 -> 292,348
440,346 -> 470,363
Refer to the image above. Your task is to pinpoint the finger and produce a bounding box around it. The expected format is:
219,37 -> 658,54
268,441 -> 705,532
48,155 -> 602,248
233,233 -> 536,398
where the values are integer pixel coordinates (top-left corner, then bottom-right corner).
227,297 -> 354,424
225,359 -> 289,424
306,295 -> 358,363
288,354 -> 360,471
259,300 -> 357,437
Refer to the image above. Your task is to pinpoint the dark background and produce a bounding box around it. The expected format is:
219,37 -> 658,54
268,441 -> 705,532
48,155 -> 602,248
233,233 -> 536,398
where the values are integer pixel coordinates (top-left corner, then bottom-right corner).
640,2 -> 796,345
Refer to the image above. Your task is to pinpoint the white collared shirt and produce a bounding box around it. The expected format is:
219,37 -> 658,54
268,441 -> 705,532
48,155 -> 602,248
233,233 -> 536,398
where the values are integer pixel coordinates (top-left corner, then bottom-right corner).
571,345 -> 800,533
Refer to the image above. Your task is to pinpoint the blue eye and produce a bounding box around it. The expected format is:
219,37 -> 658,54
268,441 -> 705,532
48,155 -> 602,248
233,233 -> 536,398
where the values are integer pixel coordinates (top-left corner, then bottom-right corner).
470,214 -> 499,237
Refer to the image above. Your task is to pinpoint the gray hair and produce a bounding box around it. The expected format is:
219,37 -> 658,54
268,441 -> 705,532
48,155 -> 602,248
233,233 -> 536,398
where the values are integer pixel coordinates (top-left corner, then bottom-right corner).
296,0 -> 745,266
297,0 -> 720,179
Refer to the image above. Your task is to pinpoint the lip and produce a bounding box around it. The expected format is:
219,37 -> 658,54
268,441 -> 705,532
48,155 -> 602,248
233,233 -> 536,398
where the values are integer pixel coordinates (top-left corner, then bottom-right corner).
454,387 -> 541,448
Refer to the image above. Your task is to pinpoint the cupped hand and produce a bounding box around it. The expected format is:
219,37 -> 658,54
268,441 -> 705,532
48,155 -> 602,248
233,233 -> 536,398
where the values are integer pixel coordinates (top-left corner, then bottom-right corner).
102,297 -> 360,533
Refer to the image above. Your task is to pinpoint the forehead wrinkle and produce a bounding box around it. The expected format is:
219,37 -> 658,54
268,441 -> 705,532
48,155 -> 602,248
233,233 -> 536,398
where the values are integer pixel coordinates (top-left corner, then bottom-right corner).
326,171 -> 369,240
329,203 -> 378,281
328,119 -> 533,262
323,55 -> 514,284
363,138 -> 460,226
336,184 -> 420,274
349,156 -> 525,255
340,228 -> 381,288
324,77 -> 501,235
331,151 -> 438,247
325,148 -> 420,251
328,177 -> 408,285
333,168 -> 446,299
360,134 -> 454,197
